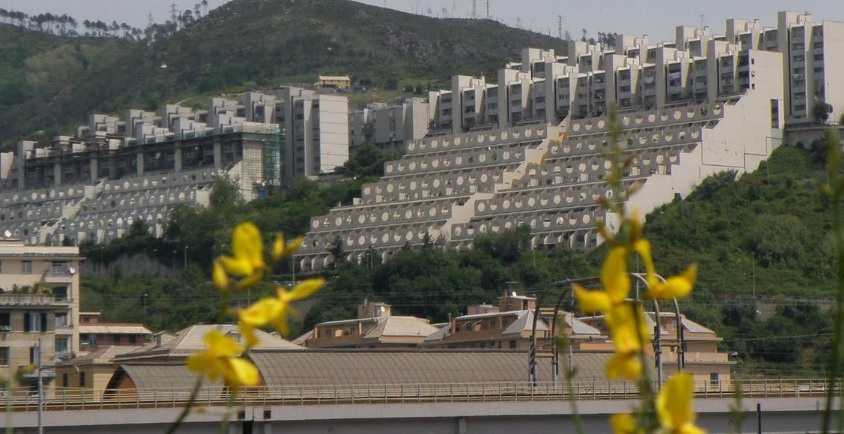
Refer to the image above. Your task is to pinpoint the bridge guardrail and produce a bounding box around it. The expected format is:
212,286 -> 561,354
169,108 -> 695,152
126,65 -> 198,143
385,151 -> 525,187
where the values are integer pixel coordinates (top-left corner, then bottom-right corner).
6,378 -> 840,412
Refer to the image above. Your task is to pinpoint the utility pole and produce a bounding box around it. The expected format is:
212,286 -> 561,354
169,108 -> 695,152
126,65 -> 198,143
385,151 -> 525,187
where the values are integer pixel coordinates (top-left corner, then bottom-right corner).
472,0 -> 477,19
486,0 -> 490,19
37,338 -> 43,434
169,2 -> 178,23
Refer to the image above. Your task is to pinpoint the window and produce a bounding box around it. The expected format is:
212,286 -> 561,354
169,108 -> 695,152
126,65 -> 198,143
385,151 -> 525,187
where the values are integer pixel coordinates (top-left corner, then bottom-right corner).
51,262 -> 68,275
0,313 -> 9,332
55,338 -> 68,358
21,261 -> 32,274
709,372 -> 719,387
53,287 -> 68,301
129,335 -> 138,345
24,313 -> 48,333
509,340 -> 517,349
55,313 -> 68,328
0,348 -> 8,366
79,372 -> 86,387
62,374 -> 69,388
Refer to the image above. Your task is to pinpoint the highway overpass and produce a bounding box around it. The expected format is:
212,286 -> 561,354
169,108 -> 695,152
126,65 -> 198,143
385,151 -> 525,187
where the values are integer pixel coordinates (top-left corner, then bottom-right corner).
3,378 -> 839,433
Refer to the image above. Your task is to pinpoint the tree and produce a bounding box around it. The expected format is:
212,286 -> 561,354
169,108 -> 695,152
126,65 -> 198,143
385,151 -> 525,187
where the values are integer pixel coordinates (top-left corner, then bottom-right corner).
329,235 -> 345,268
747,214 -> 808,265
812,101 -> 832,124
385,77 -> 399,90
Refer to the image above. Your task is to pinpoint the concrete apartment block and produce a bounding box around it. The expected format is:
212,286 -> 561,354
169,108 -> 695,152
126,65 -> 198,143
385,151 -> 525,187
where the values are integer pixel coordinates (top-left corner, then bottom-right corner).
274,87 -> 350,186
0,99 -> 282,245
298,10 -> 804,270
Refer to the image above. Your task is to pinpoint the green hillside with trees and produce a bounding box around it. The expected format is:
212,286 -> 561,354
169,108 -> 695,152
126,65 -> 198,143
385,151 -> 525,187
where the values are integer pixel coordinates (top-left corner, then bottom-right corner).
0,0 -> 566,148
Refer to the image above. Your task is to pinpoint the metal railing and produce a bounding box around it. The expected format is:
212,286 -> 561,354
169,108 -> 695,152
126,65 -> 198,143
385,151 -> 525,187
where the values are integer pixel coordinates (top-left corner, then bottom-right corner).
5,378 -> 840,412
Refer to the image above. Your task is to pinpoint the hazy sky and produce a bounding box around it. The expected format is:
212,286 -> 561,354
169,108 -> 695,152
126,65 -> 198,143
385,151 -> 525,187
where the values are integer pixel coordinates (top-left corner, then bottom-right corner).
2,0 -> 842,42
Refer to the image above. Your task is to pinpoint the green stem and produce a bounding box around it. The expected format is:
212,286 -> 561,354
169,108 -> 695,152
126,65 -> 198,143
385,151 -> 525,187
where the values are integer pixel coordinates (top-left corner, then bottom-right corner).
631,300 -> 657,431
218,291 -> 231,324
218,389 -> 237,434
164,377 -> 203,434
5,379 -> 13,434
558,335 -> 585,434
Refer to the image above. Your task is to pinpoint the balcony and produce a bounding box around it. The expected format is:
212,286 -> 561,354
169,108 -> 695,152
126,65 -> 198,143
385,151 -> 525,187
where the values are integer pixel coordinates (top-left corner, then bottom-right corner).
44,266 -> 76,283
0,294 -> 64,308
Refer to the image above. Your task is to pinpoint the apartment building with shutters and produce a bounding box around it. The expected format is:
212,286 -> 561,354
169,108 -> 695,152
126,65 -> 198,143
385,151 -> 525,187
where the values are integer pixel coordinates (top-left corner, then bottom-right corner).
0,236 -> 82,391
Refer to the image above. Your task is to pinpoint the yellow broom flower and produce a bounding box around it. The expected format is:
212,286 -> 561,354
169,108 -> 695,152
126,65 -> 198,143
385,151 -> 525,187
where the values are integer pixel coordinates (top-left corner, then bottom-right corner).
657,373 -> 705,434
574,246 -> 631,313
186,330 -> 259,390
633,239 -> 697,300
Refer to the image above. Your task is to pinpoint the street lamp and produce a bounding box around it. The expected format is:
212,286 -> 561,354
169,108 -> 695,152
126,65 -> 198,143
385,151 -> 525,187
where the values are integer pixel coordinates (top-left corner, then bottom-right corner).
184,246 -> 189,268
142,293 -> 149,315
529,278 -> 593,386
630,273 -> 686,389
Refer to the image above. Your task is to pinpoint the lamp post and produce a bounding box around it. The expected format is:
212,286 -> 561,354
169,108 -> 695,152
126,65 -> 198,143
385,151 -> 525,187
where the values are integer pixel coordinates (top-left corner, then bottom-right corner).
630,273 -> 685,389
529,278 -> 592,386
36,337 -> 43,434
184,246 -> 188,268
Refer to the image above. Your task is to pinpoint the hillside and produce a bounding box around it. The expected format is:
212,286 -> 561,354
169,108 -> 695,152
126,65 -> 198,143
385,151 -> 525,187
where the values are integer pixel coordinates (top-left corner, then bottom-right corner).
0,23 -> 144,144
0,0 -> 566,148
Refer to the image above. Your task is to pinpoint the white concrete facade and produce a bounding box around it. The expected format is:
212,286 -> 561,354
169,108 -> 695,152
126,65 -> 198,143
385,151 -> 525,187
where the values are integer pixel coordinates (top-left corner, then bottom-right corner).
0,98 -> 282,245
353,10 -> 839,149
272,87 -> 350,186
297,13 -> 793,270
350,98 -> 430,152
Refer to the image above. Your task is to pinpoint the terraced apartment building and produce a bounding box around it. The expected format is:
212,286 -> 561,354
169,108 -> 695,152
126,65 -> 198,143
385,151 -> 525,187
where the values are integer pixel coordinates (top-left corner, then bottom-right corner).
295,12 -> 833,269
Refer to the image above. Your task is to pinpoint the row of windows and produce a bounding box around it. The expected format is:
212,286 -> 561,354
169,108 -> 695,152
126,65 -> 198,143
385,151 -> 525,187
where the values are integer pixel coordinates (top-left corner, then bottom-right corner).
0,338 -> 68,365
0,312 -> 66,332
62,372 -> 86,387
0,261 -> 71,274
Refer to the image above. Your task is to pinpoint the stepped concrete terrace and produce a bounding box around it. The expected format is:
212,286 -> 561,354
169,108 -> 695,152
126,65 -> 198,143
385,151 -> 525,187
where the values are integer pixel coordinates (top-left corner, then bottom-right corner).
298,93 -> 782,271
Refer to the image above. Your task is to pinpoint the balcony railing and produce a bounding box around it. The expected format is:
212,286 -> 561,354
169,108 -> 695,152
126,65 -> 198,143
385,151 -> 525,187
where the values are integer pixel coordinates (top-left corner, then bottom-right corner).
3,378 -> 839,412
0,294 -> 64,307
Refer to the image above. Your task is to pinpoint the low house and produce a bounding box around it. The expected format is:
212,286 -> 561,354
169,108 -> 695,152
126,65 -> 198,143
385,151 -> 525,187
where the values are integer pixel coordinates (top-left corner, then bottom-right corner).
423,293 -> 607,350
315,75 -> 351,89
295,301 -> 439,348
579,312 -> 734,386
55,345 -> 142,399
112,324 -> 301,363
78,312 -> 152,352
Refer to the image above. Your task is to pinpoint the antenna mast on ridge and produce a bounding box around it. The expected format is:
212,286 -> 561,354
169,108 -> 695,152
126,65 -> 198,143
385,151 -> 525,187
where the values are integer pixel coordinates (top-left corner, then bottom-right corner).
169,3 -> 178,23
558,15 -> 563,40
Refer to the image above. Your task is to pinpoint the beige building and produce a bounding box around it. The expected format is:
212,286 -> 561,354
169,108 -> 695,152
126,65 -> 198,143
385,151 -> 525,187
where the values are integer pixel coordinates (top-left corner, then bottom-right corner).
112,324 -> 300,363
579,312 -> 733,385
423,293 -> 605,350
78,312 -> 152,352
315,75 -> 351,90
55,345 -> 141,398
295,301 -> 440,349
0,237 -> 82,394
